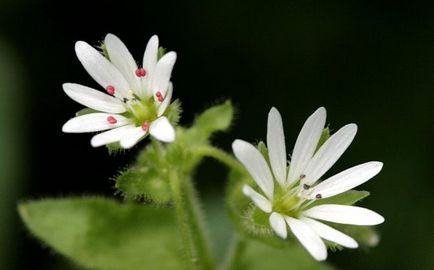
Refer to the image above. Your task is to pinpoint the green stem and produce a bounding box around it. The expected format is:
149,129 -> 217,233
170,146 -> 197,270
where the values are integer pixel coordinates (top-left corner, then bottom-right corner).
194,146 -> 245,174
221,235 -> 246,270
169,171 -> 198,270
169,170 -> 215,270
183,175 -> 215,270
152,139 -> 214,269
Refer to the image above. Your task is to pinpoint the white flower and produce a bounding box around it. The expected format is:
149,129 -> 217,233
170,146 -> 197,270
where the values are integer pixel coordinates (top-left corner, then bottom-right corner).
62,34 -> 177,148
232,107 -> 384,261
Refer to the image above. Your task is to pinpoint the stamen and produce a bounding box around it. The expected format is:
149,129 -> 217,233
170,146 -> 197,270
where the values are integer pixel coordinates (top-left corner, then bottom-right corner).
315,194 -> 322,199
155,91 -> 164,102
303,184 -> 311,190
123,97 -> 129,103
299,174 -> 306,179
142,121 -> 149,131
135,68 -> 146,77
132,93 -> 142,101
107,116 -> 117,124
106,85 -> 115,95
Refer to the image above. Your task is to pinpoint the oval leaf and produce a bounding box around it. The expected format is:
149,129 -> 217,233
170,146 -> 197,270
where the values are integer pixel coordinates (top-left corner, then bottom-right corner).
18,197 -> 183,270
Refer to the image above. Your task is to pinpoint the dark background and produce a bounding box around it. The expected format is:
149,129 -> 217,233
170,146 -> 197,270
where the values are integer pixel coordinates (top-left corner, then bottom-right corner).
0,0 -> 433,269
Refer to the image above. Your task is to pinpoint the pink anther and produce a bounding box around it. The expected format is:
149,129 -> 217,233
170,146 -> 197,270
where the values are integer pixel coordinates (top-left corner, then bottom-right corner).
142,121 -> 150,131
135,68 -> 146,77
155,91 -> 164,102
106,85 -> 115,95
107,116 -> 117,124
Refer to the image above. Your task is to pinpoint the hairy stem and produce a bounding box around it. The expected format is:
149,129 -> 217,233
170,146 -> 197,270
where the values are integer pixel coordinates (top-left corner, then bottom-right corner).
182,175 -> 215,270
169,171 -> 198,270
221,235 -> 246,270
169,171 -> 215,270
194,145 -> 245,174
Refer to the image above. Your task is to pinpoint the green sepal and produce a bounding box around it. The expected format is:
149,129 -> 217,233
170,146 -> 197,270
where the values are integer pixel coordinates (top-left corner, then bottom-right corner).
306,190 -> 379,249
315,127 -> 330,152
75,108 -> 99,116
238,241 -> 335,270
106,142 -> 125,155
329,223 -> 380,248
225,170 -> 288,248
115,101 -> 234,204
98,42 -> 110,61
116,142 -> 172,204
158,47 -> 166,60
308,190 -> 370,208
257,141 -> 271,165
18,197 -> 183,270
165,99 -> 182,126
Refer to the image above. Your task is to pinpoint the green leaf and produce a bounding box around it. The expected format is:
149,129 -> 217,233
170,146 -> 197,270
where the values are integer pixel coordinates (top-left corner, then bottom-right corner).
308,190 -> 370,208
18,197 -> 183,270
191,100 -> 234,142
239,241 -> 334,270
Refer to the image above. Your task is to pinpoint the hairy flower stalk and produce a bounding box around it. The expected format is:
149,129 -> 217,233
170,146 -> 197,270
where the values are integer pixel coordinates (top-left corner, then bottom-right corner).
232,107 -> 384,261
62,34 -> 177,148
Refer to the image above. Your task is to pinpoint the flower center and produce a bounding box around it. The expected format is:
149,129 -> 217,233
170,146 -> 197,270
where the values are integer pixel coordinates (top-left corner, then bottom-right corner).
272,186 -> 303,217
123,96 -> 158,126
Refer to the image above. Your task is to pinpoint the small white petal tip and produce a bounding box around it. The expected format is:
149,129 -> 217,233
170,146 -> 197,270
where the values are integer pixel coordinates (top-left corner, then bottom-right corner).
269,212 -> 288,239
149,117 -> 175,143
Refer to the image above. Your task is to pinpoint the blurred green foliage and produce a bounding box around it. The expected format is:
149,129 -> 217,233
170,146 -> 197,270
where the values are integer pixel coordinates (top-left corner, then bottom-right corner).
0,39 -> 24,270
19,197 -> 184,270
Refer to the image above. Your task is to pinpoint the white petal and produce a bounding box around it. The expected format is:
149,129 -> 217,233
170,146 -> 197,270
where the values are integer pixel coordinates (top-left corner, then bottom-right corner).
151,51 -> 177,97
267,107 -> 287,186
104,34 -> 141,92
62,113 -> 129,133
269,212 -> 287,238
309,162 -> 383,199
285,217 -> 327,261
157,82 -> 173,116
301,217 -> 358,248
90,125 -> 135,147
63,83 -> 126,114
142,35 -> 159,78
287,107 -> 326,185
75,41 -> 130,98
242,185 -> 272,213
302,124 -> 357,186
232,139 -> 274,199
119,126 -> 147,149
141,35 -> 159,96
303,204 -> 385,225
149,116 -> 175,143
